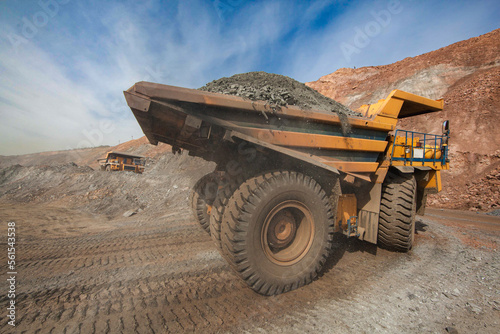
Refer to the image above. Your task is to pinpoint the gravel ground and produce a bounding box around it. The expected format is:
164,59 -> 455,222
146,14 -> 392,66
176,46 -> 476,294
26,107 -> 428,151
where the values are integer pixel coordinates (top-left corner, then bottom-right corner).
488,209 -> 500,217
0,203 -> 498,333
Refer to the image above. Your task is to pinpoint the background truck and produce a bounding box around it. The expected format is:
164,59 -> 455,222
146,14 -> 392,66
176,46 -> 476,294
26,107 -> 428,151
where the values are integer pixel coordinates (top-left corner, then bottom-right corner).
125,82 -> 450,295
98,151 -> 146,173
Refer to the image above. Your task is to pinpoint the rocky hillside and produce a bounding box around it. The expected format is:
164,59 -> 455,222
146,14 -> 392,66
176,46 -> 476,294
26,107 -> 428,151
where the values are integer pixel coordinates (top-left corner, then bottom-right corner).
0,136 -> 217,219
0,144 -> 214,219
307,29 -> 500,211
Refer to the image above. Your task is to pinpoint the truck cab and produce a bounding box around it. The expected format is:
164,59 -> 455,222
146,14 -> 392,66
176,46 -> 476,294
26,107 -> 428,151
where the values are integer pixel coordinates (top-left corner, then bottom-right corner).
98,151 -> 145,174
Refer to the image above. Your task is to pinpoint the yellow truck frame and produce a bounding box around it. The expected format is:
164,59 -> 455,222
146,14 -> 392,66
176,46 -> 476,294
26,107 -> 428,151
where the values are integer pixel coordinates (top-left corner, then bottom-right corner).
98,151 -> 146,174
125,82 -> 450,295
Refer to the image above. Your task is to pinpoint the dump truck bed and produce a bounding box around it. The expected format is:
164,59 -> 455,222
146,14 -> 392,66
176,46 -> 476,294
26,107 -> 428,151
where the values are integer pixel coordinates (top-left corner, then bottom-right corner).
124,82 -> 444,177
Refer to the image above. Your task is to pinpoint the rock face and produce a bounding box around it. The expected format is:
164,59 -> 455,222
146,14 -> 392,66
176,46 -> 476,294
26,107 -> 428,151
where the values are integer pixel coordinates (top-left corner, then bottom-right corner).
306,29 -> 500,211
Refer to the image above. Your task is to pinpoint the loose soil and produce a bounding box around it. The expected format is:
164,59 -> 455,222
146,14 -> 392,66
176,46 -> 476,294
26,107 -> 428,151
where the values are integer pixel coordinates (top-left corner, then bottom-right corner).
0,153 -> 214,219
0,202 -> 498,333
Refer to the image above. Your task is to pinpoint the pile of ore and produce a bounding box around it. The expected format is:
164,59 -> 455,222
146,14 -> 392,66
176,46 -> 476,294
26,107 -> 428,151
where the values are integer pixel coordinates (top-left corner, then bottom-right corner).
199,71 -> 360,119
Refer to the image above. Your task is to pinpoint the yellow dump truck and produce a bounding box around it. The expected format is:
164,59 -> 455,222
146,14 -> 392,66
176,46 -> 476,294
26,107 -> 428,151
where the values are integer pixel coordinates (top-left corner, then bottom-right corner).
125,82 -> 450,295
97,151 -> 145,173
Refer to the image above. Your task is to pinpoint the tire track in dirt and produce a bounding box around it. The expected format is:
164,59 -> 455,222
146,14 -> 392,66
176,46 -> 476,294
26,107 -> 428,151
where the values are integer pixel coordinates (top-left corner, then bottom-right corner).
234,217 -> 500,333
1,204 -> 498,333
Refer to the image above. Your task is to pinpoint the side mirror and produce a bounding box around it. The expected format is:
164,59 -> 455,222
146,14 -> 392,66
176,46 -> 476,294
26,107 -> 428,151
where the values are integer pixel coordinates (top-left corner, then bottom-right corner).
442,120 -> 450,135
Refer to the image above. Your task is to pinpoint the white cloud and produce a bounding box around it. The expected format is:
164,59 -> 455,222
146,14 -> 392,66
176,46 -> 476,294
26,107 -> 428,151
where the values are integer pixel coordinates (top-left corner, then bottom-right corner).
0,0 -> 298,155
0,36 -> 122,155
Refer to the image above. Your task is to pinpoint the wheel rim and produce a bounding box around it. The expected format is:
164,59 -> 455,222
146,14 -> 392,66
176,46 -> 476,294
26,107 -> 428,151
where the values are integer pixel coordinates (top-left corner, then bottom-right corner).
262,200 -> 315,266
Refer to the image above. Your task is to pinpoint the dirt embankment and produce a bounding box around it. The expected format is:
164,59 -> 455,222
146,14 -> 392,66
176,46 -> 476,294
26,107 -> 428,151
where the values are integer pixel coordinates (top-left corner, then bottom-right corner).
0,137 -> 174,171
307,29 -> 500,212
0,151 -> 214,219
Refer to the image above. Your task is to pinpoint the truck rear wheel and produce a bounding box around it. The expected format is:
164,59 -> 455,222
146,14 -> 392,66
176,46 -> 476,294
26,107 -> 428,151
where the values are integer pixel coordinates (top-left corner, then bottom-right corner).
220,171 -> 334,295
378,170 -> 417,252
190,172 -> 218,234
209,172 -> 247,249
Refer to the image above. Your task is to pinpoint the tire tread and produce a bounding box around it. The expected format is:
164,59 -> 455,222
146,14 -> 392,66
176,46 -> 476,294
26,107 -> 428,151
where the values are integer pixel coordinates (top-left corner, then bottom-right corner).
220,171 -> 334,295
378,171 -> 417,252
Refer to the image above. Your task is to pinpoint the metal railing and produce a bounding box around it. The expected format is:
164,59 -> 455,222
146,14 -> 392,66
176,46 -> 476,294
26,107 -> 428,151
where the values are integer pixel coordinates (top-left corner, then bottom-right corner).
391,129 -> 448,166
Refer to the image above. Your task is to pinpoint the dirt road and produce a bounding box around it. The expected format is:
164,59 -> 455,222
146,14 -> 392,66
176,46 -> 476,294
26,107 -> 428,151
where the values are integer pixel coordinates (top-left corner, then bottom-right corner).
0,202 -> 498,333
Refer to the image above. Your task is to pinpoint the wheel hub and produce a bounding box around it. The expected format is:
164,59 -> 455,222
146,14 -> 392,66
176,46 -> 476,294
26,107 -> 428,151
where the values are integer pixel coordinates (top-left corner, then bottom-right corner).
268,210 -> 297,248
262,201 -> 315,266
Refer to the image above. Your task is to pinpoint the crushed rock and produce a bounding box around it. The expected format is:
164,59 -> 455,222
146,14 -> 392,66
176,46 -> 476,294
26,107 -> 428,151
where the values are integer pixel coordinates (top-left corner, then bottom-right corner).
0,153 -> 215,219
199,72 -> 361,120
123,209 -> 137,217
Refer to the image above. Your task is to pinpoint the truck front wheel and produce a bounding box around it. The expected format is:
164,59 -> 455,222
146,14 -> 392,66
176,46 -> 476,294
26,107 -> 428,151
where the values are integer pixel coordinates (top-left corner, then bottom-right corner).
378,170 -> 417,252
220,171 -> 334,295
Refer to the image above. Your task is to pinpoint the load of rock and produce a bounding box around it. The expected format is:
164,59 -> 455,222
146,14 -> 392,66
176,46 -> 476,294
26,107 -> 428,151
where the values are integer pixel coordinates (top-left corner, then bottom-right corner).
199,71 -> 360,118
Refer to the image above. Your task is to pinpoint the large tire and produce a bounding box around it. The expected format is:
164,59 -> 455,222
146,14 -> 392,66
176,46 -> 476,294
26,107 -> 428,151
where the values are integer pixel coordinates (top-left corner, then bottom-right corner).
220,171 -> 334,295
209,172 -> 247,249
190,172 -> 219,234
378,170 -> 417,252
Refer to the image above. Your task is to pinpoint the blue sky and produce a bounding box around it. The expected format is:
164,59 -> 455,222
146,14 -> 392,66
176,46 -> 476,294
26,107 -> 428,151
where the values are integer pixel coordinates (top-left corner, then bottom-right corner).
0,0 -> 498,155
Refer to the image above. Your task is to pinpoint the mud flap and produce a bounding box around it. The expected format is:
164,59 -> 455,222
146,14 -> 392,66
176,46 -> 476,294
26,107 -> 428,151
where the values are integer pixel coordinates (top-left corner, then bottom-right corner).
415,169 -> 441,215
355,183 -> 382,244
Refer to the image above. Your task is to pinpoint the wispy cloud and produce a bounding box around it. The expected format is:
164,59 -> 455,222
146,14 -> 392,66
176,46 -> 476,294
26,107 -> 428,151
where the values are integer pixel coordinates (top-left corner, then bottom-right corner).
0,0 -> 498,155
0,0 -> 298,155
286,0 -> 500,81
